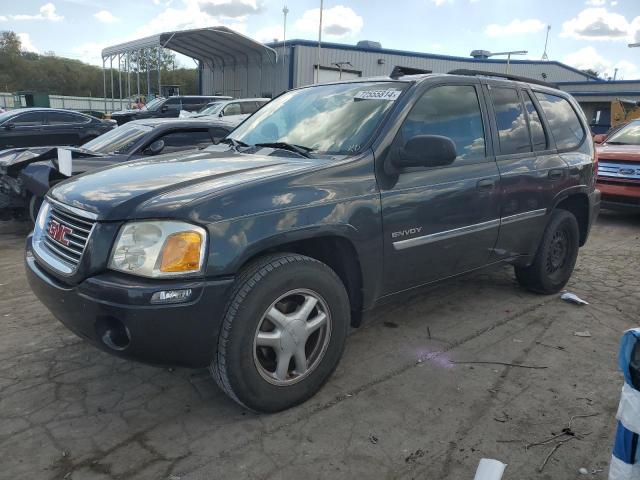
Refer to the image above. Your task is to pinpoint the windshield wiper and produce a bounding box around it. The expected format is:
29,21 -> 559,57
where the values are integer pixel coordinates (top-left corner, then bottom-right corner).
254,142 -> 313,158
219,138 -> 249,150
605,141 -> 628,145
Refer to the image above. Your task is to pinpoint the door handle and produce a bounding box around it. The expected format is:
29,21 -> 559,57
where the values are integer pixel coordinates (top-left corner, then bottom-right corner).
477,178 -> 496,190
548,169 -> 564,180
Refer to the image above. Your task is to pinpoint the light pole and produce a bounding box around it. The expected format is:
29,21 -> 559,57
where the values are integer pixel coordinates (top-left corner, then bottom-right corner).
282,6 -> 289,51
315,0 -> 324,83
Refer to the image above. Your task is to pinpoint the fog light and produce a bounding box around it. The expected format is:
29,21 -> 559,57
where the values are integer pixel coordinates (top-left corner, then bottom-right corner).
150,288 -> 193,304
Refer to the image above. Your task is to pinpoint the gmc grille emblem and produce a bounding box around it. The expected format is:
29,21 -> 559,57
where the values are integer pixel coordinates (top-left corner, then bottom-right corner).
48,219 -> 72,246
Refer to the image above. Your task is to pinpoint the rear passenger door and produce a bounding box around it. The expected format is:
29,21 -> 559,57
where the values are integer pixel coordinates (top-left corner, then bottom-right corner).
485,83 -> 568,261
380,81 -> 501,294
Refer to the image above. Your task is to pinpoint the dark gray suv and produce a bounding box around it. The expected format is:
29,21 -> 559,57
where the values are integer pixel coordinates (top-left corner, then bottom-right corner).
26,70 -> 600,412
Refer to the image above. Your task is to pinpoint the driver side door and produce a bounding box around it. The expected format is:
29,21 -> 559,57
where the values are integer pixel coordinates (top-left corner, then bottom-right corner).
380,81 -> 501,295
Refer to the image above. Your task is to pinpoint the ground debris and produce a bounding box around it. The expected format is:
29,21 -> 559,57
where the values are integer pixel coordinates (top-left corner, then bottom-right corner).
574,331 -> 592,338
561,292 -> 589,306
405,449 -> 425,463
452,361 -> 547,370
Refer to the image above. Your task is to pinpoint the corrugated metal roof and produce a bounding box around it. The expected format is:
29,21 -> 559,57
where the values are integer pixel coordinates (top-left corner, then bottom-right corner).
102,27 -> 277,65
268,39 -> 600,81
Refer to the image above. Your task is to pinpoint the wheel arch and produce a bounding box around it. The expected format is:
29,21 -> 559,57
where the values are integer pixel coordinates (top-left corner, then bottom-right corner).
552,189 -> 590,246
234,229 -> 365,327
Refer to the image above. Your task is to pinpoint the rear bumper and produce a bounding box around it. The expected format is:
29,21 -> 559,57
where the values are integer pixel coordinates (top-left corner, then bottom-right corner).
25,234 -> 234,368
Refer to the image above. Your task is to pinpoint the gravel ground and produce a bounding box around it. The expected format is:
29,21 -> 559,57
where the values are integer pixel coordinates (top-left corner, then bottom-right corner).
0,210 -> 638,480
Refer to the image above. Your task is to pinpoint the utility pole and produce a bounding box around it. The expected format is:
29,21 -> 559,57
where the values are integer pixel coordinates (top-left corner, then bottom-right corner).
316,0 -> 323,83
541,25 -> 551,61
332,61 -> 352,79
282,5 -> 289,51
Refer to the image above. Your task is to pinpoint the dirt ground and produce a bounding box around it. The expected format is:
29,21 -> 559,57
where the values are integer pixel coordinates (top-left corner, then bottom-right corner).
0,210 -> 638,480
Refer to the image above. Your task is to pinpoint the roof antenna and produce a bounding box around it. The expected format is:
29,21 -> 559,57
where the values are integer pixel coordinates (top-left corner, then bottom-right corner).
541,25 -> 551,61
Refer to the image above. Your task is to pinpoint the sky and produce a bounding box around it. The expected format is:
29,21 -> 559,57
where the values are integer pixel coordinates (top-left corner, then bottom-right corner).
1,0 -> 640,79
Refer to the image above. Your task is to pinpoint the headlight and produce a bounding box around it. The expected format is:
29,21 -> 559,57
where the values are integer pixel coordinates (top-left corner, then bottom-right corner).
109,221 -> 207,278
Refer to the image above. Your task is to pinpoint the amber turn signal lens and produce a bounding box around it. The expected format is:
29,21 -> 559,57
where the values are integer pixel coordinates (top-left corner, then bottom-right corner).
159,232 -> 202,272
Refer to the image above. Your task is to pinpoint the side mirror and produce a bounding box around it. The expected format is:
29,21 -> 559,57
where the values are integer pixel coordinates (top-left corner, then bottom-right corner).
161,105 -> 169,113
593,134 -> 607,144
393,135 -> 457,169
147,139 -> 165,155
218,111 -> 224,117
4,123 -> 15,130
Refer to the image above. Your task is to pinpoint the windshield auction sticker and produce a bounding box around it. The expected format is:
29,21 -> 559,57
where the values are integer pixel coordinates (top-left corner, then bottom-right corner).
354,89 -> 402,101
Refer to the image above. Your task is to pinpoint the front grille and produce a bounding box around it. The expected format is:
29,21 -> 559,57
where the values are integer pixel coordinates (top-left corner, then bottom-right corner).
598,161 -> 640,181
42,205 -> 96,269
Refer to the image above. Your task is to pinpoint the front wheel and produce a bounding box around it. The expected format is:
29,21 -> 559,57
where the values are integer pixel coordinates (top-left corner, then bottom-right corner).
515,209 -> 580,294
211,253 -> 350,412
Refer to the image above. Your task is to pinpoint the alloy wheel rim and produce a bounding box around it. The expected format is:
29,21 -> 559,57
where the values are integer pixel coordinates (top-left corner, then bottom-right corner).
253,288 -> 332,386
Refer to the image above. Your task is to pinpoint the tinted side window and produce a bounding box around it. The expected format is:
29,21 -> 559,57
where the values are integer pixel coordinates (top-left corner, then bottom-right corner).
523,92 -> 547,151
158,130 -> 212,150
209,127 -> 231,139
490,87 -> 531,155
223,103 -> 242,116
534,92 -> 585,150
240,102 -> 258,114
12,112 -> 45,126
164,98 -> 182,110
400,84 -> 486,161
46,112 -> 87,124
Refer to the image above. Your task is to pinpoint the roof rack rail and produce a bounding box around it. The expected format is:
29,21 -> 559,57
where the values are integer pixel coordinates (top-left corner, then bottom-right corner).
447,69 -> 557,88
390,66 -> 433,79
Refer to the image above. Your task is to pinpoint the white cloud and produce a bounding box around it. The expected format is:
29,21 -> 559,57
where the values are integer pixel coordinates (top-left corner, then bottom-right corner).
94,10 -> 118,23
0,16 -> 7,22
252,25 -> 284,43
562,46 -> 640,79
586,0 -> 606,5
72,41 -> 105,65
17,33 -> 38,53
485,18 -> 546,37
197,0 -> 262,19
561,7 -> 639,41
431,0 -> 453,5
295,5 -> 363,38
10,3 -> 63,22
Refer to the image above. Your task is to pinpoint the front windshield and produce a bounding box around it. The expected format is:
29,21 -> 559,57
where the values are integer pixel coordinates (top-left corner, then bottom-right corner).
198,102 -> 223,115
82,123 -> 153,154
142,97 -> 165,111
229,82 -> 408,155
607,121 -> 640,146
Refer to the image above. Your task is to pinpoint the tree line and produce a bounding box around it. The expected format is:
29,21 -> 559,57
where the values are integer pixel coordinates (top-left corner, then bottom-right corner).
0,30 -> 199,98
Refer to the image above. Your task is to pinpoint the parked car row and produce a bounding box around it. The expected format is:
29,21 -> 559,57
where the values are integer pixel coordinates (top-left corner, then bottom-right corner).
109,95 -> 232,125
0,115 -> 244,221
22,70 -> 601,412
0,108 -> 116,149
179,98 -> 270,119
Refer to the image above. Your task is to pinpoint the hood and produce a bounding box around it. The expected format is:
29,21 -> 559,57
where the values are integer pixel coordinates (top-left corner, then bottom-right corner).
49,147 -> 323,221
597,144 -> 640,162
0,146 -> 103,176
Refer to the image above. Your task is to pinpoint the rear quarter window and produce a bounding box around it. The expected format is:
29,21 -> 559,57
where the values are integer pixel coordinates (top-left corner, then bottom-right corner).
534,92 -> 585,150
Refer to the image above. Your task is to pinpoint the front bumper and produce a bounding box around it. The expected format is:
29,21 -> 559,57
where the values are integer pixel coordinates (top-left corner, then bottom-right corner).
597,180 -> 640,212
25,235 -> 234,368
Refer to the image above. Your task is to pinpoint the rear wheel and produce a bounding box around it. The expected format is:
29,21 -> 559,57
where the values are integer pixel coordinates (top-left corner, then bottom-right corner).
515,209 -> 580,294
211,253 -> 350,412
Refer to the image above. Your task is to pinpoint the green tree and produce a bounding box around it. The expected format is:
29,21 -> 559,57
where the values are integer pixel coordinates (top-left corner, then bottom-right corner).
0,31 -> 21,56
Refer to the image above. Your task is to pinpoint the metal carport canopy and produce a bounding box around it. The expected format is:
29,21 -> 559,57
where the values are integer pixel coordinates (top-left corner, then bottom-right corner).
101,26 -> 278,64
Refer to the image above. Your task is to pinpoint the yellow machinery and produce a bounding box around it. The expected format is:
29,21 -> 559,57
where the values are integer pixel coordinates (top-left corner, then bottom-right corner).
611,98 -> 640,127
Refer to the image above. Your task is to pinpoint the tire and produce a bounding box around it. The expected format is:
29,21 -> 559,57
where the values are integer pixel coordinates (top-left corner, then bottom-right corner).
211,253 -> 350,413
28,195 -> 43,224
515,209 -> 580,294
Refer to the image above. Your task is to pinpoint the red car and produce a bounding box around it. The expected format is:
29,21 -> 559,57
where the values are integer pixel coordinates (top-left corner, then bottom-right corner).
595,120 -> 640,211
